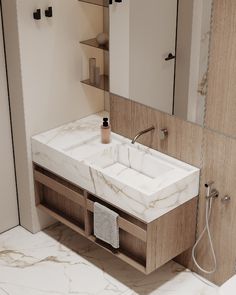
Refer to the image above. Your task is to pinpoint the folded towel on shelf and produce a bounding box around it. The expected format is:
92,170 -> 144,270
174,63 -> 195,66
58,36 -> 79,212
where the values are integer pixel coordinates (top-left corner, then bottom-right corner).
94,202 -> 119,249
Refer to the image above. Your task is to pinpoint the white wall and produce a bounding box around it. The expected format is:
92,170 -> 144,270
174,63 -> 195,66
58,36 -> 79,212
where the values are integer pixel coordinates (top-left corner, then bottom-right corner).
2,0 -> 105,232
0,7 -> 19,233
109,1 -> 130,99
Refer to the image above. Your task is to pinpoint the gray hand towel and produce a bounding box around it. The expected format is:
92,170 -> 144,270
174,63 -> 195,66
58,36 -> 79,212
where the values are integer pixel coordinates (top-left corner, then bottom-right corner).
94,202 -> 119,249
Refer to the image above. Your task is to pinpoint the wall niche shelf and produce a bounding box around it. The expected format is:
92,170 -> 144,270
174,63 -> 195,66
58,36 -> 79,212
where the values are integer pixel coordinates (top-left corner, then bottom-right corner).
81,75 -> 109,92
79,0 -> 109,8
80,38 -> 109,51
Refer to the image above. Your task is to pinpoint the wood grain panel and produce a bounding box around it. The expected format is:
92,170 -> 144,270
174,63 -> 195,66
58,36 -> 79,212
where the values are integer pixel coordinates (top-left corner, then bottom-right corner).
88,235 -> 146,273
38,204 -> 86,236
146,198 -> 197,274
205,0 -> 236,137
42,186 -> 85,228
195,129 -> 236,285
130,101 -> 203,167
34,170 -> 85,207
131,102 -> 155,146
148,107 -> 203,167
110,94 -> 132,138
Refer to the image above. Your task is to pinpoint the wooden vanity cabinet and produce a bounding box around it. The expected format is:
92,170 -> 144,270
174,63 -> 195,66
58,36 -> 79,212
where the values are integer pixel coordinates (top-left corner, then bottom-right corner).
33,164 -> 197,274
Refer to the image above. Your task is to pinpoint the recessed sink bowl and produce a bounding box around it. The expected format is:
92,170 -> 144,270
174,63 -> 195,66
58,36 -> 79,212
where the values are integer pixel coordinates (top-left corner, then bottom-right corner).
83,137 -> 200,222
85,143 -> 175,191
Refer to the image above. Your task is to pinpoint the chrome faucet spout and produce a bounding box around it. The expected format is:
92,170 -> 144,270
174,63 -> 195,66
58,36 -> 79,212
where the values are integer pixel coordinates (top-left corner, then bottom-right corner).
131,126 -> 155,144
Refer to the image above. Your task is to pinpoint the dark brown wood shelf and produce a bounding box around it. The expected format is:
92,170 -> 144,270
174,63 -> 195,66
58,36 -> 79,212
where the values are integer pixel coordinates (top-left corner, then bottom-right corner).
81,75 -> 109,92
80,38 -> 109,51
78,0 -> 109,8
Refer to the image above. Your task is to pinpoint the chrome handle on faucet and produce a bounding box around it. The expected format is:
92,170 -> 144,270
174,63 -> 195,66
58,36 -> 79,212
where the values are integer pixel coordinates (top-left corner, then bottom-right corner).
159,128 -> 168,140
205,181 -> 219,199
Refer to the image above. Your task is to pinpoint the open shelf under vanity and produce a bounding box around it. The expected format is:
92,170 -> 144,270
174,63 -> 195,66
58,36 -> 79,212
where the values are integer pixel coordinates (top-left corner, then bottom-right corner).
34,164 -> 197,275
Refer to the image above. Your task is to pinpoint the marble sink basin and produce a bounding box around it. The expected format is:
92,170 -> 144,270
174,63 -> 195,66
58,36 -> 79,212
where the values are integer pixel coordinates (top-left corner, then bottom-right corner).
84,139 -> 200,221
32,112 -> 200,223
85,144 -> 176,191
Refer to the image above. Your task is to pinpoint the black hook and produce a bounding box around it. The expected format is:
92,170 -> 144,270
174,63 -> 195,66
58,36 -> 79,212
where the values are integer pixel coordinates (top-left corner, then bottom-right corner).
109,0 -> 122,4
33,9 -> 41,20
165,53 -> 176,61
45,6 -> 53,18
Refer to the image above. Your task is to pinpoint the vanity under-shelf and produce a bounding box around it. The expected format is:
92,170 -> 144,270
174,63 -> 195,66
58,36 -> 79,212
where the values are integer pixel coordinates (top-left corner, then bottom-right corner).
32,112 -> 200,274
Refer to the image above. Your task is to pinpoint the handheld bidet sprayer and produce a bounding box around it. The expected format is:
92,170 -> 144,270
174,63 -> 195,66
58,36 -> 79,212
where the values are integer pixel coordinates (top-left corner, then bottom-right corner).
192,181 -> 219,274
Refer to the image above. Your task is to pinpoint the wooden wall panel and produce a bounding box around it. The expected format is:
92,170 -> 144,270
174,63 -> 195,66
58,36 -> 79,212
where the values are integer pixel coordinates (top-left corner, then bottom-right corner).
195,130 -> 236,285
148,108 -> 203,168
111,92 -> 236,285
205,0 -> 236,137
131,102 -> 155,147
110,94 -> 132,138
111,95 -> 203,168
176,130 -> 236,285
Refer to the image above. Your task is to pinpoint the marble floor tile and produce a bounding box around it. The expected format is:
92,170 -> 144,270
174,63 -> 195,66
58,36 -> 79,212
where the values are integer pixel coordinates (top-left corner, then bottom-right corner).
0,224 -> 234,295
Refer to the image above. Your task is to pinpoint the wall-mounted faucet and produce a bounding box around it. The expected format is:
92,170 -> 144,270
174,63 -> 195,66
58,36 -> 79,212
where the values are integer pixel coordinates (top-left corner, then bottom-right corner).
131,126 -> 155,144
131,126 -> 168,144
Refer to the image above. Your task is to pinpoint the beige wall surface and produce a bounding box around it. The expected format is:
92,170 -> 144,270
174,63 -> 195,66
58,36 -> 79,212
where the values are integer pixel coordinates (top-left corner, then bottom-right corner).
0,7 -> 19,233
2,0 -> 105,232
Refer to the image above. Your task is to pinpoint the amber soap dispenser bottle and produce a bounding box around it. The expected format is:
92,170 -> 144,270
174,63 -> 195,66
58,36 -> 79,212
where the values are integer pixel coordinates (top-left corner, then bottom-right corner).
101,117 -> 111,144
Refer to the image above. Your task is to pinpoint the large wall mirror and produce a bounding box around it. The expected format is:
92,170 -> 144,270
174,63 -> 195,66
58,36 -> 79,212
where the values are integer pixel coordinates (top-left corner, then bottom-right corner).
109,0 -> 212,126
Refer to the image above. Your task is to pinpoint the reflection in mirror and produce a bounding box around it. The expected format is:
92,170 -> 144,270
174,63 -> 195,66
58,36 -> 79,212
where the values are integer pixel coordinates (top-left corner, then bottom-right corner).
109,0 -> 212,125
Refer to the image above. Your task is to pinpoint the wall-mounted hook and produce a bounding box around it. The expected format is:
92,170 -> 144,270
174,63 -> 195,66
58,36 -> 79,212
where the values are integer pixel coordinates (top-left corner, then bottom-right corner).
45,7 -> 53,18
165,53 -> 176,61
109,0 -> 123,4
33,9 -> 41,20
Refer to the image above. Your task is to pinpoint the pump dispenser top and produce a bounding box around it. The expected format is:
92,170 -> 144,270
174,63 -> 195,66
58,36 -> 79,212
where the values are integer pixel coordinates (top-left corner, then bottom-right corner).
103,118 -> 109,127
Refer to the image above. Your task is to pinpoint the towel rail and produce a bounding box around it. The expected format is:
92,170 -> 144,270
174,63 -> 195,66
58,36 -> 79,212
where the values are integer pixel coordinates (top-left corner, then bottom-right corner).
87,199 -> 147,242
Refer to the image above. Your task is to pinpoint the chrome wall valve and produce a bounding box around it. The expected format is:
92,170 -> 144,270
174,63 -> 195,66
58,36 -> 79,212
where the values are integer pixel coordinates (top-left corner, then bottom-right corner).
221,195 -> 231,203
205,181 -> 219,199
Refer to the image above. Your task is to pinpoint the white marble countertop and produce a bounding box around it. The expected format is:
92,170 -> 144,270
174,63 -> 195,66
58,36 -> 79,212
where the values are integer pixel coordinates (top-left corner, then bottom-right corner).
32,111 -> 200,223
